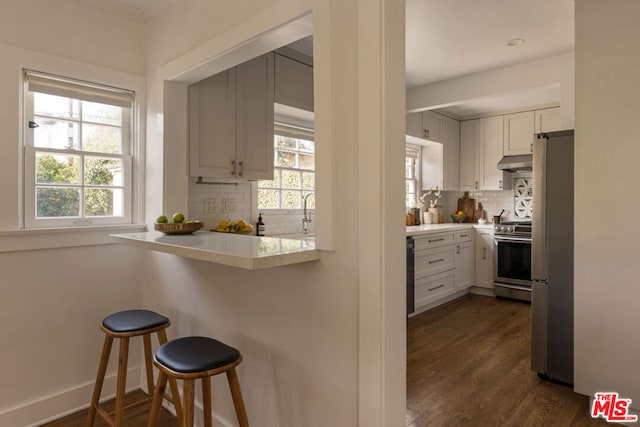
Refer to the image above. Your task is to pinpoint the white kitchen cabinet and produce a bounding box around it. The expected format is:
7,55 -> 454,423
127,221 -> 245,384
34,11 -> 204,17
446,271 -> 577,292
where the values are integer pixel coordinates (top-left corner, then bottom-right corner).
454,230 -> 473,290
420,141 -> 443,191
189,53 -> 274,180
406,111 -> 443,142
274,53 -> 314,112
415,270 -> 455,308
459,116 -> 511,191
442,115 -> 460,191
503,110 -> 535,155
411,229 -> 474,314
474,228 -> 494,290
535,107 -> 562,133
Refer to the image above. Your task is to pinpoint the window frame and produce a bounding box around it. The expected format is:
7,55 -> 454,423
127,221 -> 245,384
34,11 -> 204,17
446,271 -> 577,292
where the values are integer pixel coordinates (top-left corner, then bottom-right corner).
256,123 -> 315,213
22,70 -> 135,229
405,143 -> 421,209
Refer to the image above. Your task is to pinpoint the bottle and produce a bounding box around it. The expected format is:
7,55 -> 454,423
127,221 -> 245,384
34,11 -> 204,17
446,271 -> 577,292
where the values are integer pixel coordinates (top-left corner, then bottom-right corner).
476,202 -> 485,223
256,213 -> 265,236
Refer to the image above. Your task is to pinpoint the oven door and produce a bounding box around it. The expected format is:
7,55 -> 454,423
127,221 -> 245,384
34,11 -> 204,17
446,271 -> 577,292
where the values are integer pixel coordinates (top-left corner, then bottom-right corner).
494,236 -> 532,287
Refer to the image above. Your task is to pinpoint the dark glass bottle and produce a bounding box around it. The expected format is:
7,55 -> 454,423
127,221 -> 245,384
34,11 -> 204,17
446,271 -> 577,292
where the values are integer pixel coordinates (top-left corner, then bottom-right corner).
256,213 -> 265,236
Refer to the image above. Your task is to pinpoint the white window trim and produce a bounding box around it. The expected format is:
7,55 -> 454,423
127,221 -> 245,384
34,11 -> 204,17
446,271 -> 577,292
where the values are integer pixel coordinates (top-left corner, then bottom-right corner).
21,69 -> 137,229
254,123 -> 315,215
406,143 -> 421,209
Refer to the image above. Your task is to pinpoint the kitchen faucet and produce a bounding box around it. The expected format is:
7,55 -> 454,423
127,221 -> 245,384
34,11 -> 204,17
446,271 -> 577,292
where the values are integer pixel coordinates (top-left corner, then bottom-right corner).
302,193 -> 313,234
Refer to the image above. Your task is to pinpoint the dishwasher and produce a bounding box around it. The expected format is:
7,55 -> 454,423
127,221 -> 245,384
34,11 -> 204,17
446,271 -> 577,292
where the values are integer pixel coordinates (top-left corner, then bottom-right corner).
407,236 -> 415,316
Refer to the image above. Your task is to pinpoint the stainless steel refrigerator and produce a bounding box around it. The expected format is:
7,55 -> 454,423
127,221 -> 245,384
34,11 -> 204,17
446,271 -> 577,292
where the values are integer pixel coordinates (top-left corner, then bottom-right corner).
531,130 -> 574,385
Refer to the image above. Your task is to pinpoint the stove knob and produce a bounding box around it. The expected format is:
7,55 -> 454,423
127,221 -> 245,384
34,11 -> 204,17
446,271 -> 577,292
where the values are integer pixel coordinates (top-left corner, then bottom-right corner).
507,226 -> 514,232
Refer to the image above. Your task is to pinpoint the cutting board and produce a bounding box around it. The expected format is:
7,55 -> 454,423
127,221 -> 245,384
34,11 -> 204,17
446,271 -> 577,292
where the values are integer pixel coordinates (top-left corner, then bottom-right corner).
457,192 -> 475,223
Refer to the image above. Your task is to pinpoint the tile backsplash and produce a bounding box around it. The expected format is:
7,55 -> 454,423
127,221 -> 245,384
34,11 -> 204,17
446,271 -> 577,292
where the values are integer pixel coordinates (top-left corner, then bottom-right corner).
187,177 -> 312,235
423,175 -> 533,223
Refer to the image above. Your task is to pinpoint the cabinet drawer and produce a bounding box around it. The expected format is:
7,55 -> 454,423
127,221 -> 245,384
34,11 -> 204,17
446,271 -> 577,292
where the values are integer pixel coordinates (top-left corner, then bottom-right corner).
455,229 -> 473,242
414,232 -> 455,250
415,246 -> 455,278
415,270 -> 455,308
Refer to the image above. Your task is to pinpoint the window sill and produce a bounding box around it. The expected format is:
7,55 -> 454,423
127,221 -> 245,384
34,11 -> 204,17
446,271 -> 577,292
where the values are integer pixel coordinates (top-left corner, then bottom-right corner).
0,224 -> 147,253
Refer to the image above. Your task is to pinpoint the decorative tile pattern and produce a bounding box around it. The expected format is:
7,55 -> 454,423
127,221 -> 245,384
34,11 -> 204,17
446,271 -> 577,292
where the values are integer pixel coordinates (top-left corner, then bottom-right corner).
514,177 -> 533,218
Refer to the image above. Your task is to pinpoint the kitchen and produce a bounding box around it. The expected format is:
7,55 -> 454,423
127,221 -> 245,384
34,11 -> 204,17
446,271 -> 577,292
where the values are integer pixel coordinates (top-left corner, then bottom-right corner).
1,1 -> 639,427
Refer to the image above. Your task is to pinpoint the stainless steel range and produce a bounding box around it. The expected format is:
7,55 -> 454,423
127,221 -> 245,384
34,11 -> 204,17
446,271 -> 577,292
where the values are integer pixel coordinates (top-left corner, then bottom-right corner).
494,220 -> 532,301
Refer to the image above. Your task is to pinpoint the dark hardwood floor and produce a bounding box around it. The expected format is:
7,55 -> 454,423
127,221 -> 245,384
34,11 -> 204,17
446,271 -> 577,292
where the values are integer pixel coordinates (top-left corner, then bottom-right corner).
43,294 -> 609,427
407,294 -> 609,427
41,390 -> 178,427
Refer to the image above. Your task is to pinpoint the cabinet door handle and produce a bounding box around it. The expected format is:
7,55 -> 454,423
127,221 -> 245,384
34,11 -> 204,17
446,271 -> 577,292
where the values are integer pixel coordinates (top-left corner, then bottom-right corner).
238,160 -> 244,177
428,284 -> 445,292
423,129 -> 430,139
530,143 -> 533,153
428,258 -> 445,264
483,247 -> 487,260
456,245 -> 460,254
230,160 -> 236,176
475,181 -> 478,190
499,180 -> 503,189
428,238 -> 444,243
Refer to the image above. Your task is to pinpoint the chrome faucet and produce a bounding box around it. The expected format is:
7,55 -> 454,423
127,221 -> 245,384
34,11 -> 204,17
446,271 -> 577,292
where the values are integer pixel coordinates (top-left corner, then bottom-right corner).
302,193 -> 313,234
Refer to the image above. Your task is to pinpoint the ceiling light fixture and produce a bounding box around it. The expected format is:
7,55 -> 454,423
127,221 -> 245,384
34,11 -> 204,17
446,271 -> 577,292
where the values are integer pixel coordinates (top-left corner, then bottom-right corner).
507,38 -> 525,46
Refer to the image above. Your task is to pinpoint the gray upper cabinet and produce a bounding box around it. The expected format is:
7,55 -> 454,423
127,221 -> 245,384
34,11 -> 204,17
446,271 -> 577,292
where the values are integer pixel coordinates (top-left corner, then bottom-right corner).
189,53 -> 275,180
274,53 -> 314,112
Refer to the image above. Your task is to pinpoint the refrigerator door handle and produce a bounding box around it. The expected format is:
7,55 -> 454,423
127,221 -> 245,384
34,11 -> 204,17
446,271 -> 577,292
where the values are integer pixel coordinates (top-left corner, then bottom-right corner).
532,134 -> 547,280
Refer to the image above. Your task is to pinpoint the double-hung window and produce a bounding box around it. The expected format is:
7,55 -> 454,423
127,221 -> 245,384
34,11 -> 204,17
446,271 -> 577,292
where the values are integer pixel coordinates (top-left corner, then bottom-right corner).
23,70 -> 134,228
405,144 -> 420,209
257,124 -> 315,210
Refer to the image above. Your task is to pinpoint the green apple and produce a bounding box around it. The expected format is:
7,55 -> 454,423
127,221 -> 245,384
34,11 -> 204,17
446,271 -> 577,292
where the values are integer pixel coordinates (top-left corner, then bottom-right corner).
172,212 -> 185,223
156,215 -> 168,224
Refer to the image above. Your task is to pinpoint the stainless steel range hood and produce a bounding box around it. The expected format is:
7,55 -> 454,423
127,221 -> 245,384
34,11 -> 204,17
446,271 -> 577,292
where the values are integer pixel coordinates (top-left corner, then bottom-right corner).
497,154 -> 533,172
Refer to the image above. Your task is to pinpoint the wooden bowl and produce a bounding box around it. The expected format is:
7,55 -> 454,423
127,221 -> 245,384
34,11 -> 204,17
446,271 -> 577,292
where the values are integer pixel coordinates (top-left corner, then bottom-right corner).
154,221 -> 203,235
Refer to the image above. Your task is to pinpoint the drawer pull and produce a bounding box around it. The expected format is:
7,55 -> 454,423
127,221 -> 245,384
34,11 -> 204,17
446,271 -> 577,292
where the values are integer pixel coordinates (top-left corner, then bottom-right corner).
428,238 -> 445,243
428,258 -> 445,264
428,284 -> 445,292
460,233 -> 468,238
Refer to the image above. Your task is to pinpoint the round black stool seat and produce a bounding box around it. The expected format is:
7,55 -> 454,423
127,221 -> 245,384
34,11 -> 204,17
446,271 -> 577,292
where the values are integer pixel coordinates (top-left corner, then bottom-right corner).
102,309 -> 170,333
156,336 -> 241,373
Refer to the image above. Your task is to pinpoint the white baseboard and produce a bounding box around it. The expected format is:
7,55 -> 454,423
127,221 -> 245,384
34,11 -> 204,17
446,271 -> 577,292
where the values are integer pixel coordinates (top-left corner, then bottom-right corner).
0,367 -> 140,427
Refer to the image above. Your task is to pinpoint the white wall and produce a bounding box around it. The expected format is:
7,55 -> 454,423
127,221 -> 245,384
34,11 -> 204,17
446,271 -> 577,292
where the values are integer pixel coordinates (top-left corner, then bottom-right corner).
144,1 -> 406,426
0,2 -> 149,425
574,0 -> 640,412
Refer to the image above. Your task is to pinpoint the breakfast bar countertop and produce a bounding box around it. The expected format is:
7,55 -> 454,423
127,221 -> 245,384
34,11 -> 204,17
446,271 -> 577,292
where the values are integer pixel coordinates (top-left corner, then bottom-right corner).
110,231 -> 321,270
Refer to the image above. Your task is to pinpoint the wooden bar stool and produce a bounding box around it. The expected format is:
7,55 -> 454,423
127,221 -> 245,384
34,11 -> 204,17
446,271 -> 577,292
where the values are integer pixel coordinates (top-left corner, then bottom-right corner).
87,309 -> 183,426
147,336 -> 249,427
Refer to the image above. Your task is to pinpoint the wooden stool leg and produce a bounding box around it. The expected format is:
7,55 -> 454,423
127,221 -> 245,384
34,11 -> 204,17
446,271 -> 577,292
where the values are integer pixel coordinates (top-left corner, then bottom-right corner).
182,379 -> 195,427
143,334 -> 154,394
114,337 -> 130,426
157,329 -> 183,422
202,376 -> 212,427
226,368 -> 249,427
147,370 -> 168,427
86,335 -> 113,427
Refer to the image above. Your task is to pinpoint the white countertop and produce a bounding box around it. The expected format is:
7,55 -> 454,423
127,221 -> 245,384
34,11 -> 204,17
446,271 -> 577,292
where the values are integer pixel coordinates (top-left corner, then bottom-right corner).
110,231 -> 320,270
406,223 -> 495,236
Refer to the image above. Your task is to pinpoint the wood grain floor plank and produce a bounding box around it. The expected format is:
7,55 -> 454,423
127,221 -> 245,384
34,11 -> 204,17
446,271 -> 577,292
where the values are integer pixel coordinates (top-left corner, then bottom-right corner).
407,294 -> 611,427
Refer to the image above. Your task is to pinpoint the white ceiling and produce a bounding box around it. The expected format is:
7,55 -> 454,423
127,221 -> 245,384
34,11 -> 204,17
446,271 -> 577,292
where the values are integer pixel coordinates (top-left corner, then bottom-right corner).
84,0 -> 575,115
406,0 -> 574,88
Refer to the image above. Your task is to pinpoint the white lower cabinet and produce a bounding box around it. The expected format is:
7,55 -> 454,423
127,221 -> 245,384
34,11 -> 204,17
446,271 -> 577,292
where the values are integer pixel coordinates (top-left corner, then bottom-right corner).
454,240 -> 473,290
411,229 -> 475,314
415,271 -> 455,308
473,228 -> 494,291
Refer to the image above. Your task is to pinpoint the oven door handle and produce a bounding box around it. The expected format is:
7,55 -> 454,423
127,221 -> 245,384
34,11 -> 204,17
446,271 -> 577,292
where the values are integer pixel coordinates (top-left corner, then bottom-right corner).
494,236 -> 532,243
